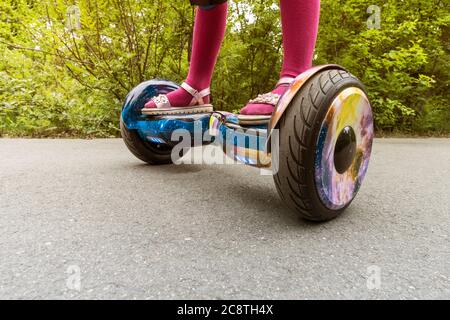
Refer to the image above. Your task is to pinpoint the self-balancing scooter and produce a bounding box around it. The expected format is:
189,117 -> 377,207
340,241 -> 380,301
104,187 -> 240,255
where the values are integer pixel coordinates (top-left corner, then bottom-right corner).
120,65 -> 374,221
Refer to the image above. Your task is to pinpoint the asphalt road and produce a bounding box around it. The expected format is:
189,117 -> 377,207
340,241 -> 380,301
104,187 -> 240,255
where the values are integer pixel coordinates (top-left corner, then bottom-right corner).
0,138 -> 449,300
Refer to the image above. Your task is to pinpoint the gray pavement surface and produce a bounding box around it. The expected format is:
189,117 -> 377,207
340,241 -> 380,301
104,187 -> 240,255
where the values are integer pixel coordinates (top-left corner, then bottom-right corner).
0,138 -> 449,299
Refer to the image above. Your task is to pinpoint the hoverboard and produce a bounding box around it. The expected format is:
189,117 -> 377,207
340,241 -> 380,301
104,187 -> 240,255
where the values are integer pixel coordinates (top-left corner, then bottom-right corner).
120,65 -> 374,221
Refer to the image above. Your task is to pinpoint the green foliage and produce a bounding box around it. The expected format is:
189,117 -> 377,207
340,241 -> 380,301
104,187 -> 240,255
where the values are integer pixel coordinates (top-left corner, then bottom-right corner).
0,42 -> 119,137
0,0 -> 448,137
316,0 -> 449,134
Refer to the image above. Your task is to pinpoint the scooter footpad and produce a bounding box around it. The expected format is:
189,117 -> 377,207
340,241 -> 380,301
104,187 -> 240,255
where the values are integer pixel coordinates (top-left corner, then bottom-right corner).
237,115 -> 271,126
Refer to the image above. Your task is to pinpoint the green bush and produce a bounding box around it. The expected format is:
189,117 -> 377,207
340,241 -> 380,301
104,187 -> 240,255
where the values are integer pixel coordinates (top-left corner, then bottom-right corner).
0,0 -> 448,137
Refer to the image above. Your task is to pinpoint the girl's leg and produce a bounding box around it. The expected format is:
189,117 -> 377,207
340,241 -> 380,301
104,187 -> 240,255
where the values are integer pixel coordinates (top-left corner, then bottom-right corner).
279,0 -> 320,79
241,0 -> 320,115
145,3 -> 228,109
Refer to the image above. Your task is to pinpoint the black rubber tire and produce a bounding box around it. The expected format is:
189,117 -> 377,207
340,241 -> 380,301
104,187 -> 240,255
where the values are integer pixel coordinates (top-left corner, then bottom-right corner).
274,68 -> 367,222
120,118 -> 174,165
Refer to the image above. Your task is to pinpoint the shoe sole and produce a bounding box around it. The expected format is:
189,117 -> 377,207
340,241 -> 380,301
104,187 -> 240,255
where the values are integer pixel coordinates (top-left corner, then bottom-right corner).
142,105 -> 214,116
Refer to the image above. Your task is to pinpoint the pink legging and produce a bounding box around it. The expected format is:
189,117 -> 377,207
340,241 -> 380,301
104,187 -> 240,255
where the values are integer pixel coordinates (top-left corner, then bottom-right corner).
188,0 -> 320,89
145,1 -> 320,110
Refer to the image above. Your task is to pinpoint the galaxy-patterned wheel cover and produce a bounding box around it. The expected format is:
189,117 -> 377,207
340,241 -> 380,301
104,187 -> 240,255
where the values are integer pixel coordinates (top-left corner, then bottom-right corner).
315,87 -> 374,210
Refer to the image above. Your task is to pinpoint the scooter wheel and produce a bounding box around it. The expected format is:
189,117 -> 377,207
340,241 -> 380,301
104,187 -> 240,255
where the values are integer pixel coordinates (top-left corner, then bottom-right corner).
120,118 -> 174,165
274,69 -> 374,222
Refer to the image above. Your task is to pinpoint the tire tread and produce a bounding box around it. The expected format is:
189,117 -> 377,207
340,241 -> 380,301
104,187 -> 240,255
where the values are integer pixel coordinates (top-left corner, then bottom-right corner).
273,68 -> 365,221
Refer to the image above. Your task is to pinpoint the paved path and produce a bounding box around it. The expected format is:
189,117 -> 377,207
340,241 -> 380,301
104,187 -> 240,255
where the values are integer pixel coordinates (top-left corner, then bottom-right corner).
0,138 -> 449,299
